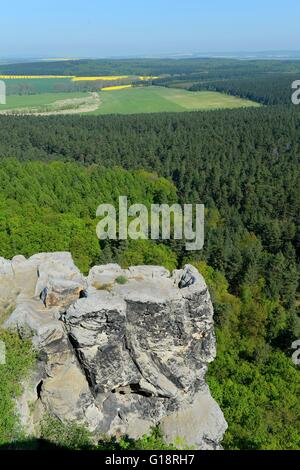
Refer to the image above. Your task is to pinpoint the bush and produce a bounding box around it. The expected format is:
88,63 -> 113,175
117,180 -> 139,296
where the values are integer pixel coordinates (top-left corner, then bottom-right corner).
0,330 -> 36,446
40,415 -> 94,450
40,416 -> 175,450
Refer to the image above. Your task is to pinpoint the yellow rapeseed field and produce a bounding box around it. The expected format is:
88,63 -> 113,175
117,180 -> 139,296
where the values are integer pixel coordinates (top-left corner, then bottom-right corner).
72,76 -> 129,81
101,84 -> 133,91
0,75 -> 74,79
0,75 -> 159,81
73,76 -> 158,82
138,76 -> 159,80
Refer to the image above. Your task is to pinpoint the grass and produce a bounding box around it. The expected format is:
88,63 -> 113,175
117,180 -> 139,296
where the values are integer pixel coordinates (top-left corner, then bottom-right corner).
92,86 -> 260,115
0,85 -> 260,115
0,92 -> 87,110
3,77 -> 74,94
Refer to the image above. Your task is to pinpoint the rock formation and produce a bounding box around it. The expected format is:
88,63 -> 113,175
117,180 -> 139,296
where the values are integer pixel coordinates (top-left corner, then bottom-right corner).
0,252 -> 227,449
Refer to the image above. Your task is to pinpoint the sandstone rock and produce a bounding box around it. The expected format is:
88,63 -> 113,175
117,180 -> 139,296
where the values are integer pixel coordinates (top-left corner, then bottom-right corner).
41,359 -> 99,426
1,253 -> 227,449
159,386 -> 227,450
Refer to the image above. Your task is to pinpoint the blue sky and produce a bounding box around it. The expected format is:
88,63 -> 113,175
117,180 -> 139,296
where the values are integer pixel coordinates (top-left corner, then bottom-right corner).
0,0 -> 299,57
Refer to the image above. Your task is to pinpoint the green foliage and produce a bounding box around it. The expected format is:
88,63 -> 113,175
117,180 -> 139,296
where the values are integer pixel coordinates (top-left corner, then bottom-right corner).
96,428 -> 175,451
0,330 -> 36,446
118,428 -> 176,450
193,262 -> 300,450
115,275 -> 128,285
40,415 -> 94,450
0,159 -> 178,274
209,346 -> 300,450
40,416 -> 174,450
118,240 -> 177,272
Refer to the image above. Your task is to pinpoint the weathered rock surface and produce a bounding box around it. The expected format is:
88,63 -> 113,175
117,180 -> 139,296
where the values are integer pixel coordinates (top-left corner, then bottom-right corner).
1,252 -> 227,449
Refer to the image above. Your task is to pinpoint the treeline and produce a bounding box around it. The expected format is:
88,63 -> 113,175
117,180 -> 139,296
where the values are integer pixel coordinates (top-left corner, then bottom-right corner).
188,74 -> 299,105
155,71 -> 300,88
2,57 -> 300,76
4,79 -> 99,96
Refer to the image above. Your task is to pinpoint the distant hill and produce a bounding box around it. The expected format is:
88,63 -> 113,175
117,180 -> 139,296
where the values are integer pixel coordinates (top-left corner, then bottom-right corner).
1,57 -> 300,77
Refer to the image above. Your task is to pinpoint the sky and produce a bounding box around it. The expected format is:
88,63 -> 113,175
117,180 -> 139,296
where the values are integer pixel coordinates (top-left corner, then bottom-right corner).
0,0 -> 300,58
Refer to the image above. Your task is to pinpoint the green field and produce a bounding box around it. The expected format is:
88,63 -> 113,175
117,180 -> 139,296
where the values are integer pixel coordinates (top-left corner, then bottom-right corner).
3,77 -> 74,95
93,86 -> 260,114
0,86 -> 260,115
0,92 -> 86,110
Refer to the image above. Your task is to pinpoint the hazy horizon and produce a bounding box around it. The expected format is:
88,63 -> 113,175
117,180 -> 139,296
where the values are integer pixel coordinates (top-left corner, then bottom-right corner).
1,50 -> 300,64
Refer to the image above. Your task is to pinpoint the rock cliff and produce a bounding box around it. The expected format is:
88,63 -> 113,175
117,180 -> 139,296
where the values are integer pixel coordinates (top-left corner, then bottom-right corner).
0,252 -> 227,449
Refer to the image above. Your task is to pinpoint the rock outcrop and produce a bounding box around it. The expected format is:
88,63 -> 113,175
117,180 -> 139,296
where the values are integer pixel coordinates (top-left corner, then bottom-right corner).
1,252 -> 227,449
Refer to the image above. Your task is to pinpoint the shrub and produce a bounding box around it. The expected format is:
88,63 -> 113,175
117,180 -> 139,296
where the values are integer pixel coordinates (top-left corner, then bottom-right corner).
115,275 -> 128,285
0,330 -> 36,446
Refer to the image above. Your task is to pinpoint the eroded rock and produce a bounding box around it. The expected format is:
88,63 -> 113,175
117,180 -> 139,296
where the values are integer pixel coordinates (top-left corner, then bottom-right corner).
1,253 -> 227,449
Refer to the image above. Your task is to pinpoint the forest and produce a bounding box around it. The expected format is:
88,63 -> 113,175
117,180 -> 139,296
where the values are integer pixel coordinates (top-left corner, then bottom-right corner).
1,57 -> 300,77
187,74 -> 299,105
0,101 -> 299,448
